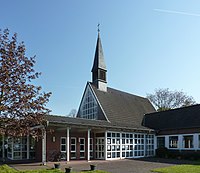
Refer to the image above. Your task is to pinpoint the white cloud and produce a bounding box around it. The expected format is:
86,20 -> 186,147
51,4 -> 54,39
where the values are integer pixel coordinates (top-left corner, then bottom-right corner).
154,9 -> 200,17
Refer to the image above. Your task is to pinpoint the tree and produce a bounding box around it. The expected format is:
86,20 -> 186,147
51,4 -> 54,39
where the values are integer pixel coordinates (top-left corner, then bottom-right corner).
0,29 -> 51,137
68,109 -> 77,117
147,88 -> 196,111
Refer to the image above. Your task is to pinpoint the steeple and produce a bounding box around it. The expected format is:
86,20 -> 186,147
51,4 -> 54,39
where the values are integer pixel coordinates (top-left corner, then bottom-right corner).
91,29 -> 107,92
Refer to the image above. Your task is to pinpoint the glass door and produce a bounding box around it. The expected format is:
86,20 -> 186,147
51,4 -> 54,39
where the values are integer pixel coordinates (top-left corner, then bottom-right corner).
70,137 -> 76,159
79,138 -> 85,159
60,137 -> 67,160
95,137 -> 104,159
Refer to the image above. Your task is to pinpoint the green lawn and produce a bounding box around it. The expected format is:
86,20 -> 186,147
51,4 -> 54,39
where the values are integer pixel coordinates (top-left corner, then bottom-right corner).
0,164 -> 109,173
152,164 -> 200,173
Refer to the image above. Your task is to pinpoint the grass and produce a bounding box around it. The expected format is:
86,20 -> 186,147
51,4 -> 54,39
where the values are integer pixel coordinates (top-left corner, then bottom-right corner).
0,164 -> 109,173
0,164 -> 18,173
152,164 -> 200,173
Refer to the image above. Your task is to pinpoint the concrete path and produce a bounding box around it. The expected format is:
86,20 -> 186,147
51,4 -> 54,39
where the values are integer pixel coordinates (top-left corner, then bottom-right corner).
9,158 -> 195,173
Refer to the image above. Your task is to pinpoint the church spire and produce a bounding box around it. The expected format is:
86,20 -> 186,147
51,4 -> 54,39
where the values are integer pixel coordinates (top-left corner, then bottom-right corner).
91,27 -> 107,92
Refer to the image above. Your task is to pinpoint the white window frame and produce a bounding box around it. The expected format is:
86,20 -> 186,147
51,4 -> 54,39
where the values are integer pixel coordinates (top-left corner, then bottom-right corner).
198,135 -> 200,148
106,132 -> 121,159
157,136 -> 165,148
134,133 -> 145,158
146,134 -> 155,156
90,138 -> 93,158
79,138 -> 85,158
80,87 -> 98,120
70,137 -> 76,159
7,136 -> 35,160
106,131 -> 149,160
169,136 -> 178,149
60,137 -> 67,152
95,137 -> 105,159
183,135 -> 194,149
158,134 -> 199,150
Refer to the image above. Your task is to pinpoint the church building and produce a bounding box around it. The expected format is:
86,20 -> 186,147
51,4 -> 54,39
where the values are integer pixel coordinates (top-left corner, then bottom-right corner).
4,30 -> 200,164
42,31 -> 156,163
0,31 -> 156,163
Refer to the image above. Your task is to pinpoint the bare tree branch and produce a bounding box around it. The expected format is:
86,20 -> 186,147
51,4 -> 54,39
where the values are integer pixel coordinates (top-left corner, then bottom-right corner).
147,88 -> 196,111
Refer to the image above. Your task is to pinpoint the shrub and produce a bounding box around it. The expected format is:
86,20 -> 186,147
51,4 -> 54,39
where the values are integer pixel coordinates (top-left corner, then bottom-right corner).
156,147 -> 169,158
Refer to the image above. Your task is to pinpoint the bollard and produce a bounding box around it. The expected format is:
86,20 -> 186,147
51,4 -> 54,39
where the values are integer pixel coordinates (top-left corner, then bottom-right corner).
90,164 -> 97,171
65,167 -> 72,173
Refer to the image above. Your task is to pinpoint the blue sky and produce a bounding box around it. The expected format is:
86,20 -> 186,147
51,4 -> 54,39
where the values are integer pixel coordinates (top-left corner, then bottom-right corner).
1,0 -> 200,115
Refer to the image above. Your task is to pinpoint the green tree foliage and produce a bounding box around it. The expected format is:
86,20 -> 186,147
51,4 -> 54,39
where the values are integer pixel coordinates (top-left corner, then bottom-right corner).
147,88 -> 196,111
0,29 -> 51,137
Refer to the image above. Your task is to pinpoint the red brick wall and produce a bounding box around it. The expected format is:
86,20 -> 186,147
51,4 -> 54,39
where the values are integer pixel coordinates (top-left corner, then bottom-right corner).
45,127 -> 95,161
35,138 -> 42,162
46,128 -> 66,161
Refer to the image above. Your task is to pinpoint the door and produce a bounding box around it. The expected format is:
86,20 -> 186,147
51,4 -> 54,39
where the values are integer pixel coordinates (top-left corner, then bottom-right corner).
95,137 -> 104,159
70,137 -> 76,159
79,138 -> 85,159
60,137 -> 67,160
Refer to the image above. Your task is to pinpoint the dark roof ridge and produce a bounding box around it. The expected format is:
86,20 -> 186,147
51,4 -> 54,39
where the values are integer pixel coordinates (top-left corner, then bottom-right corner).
146,104 -> 200,116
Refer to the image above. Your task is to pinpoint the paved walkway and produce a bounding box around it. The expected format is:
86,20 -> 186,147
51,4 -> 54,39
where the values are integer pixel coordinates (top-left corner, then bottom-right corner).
8,158 -> 195,173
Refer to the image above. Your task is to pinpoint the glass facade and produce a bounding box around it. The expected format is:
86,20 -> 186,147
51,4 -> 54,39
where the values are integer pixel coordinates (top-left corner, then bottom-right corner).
106,132 -> 154,159
146,134 -> 155,156
107,132 -> 120,159
80,88 -> 98,120
95,137 -> 104,159
7,136 -> 35,160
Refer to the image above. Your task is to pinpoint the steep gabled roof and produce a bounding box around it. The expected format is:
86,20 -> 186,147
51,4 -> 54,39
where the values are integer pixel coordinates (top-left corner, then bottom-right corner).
90,83 -> 155,129
45,82 -> 155,132
143,104 -> 200,130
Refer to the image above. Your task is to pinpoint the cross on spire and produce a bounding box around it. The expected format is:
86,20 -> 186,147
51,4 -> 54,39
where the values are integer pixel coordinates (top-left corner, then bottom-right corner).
97,23 -> 100,32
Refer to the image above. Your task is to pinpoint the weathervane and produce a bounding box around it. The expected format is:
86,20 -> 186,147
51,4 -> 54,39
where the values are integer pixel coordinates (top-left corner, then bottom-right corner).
97,23 -> 100,32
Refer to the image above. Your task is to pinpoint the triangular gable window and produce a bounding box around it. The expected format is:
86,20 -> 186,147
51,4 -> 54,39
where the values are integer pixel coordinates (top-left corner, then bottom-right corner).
79,86 -> 98,120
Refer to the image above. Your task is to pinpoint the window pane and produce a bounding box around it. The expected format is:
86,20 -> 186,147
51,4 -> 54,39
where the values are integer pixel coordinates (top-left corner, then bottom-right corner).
80,145 -> 84,151
80,139 -> 85,144
107,133 -> 111,137
71,138 -> 76,144
183,135 -> 193,148
80,152 -> 85,158
71,145 -> 75,151
61,138 -> 66,144
61,145 -> 66,151
157,137 -> 165,148
169,136 -> 178,148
